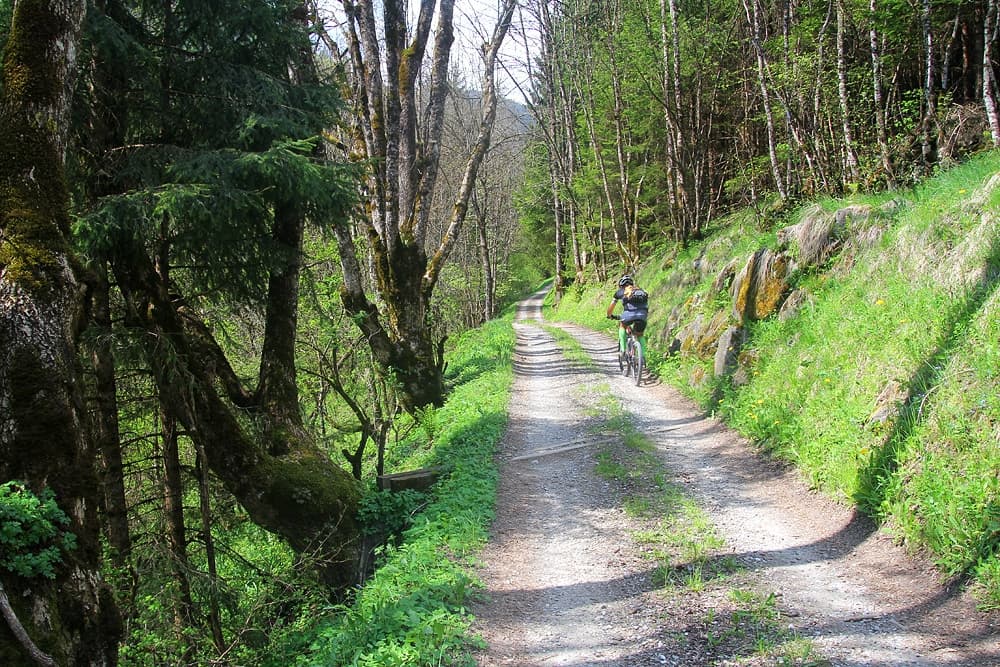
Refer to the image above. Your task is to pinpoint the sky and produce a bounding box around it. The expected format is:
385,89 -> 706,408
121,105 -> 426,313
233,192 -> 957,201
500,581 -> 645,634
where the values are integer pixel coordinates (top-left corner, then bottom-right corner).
452,0 -> 537,104
315,0 -> 537,105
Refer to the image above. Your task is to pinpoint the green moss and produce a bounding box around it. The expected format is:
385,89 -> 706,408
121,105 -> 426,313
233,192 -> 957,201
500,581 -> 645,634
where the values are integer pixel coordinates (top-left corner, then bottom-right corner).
753,254 -> 789,318
2,0 -> 64,107
255,452 -> 362,554
0,0 -> 75,295
0,115 -> 69,284
0,116 -> 72,289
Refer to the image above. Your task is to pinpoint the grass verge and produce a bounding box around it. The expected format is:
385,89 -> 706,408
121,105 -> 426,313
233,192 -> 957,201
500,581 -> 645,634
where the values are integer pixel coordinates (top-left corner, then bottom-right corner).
287,317 -> 515,667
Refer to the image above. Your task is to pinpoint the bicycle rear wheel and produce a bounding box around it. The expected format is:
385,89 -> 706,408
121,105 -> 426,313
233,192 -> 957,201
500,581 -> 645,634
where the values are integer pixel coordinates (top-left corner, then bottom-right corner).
633,339 -> 643,386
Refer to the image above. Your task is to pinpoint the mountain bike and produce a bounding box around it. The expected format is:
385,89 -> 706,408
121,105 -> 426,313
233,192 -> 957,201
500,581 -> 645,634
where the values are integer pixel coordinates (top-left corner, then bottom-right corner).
610,316 -> 645,386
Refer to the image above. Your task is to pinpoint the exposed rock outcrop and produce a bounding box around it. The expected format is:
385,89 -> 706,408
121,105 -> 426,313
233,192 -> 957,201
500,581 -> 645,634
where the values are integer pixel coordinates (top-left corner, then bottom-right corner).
731,248 -> 790,323
779,288 -> 812,321
676,309 -> 732,358
713,326 -> 743,378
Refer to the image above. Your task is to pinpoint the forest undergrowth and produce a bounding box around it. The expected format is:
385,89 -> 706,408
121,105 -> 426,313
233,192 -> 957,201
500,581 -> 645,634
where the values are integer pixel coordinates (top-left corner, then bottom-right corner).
285,317 -> 515,666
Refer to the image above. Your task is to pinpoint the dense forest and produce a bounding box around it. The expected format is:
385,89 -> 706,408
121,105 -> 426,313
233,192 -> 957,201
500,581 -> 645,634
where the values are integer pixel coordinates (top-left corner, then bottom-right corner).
0,0 -> 997,664
517,0 -> 1000,291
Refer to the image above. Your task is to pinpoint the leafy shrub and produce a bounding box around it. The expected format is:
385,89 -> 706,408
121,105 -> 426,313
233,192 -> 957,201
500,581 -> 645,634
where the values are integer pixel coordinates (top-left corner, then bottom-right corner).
0,481 -> 77,579
358,489 -> 427,537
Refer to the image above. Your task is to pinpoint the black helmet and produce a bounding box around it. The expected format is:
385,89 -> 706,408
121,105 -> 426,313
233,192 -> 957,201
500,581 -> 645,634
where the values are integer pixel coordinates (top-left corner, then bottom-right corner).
618,274 -> 634,288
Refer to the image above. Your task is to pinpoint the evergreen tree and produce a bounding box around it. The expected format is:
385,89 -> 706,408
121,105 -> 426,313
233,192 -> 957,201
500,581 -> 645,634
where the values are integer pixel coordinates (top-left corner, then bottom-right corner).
74,0 -> 363,590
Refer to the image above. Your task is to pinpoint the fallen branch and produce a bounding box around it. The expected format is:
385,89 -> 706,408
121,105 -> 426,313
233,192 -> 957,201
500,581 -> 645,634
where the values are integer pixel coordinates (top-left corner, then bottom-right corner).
0,580 -> 57,667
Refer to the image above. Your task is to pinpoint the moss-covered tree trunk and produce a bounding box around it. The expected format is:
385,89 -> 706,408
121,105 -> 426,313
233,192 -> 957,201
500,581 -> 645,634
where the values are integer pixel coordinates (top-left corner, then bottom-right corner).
113,219 -> 363,591
0,0 -> 121,663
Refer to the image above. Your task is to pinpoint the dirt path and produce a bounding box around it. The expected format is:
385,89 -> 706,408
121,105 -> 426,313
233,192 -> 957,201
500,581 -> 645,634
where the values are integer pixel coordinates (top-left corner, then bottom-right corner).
470,290 -> 999,666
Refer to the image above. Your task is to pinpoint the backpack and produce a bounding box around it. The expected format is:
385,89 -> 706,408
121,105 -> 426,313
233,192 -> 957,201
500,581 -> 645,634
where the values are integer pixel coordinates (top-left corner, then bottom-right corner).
624,285 -> 648,307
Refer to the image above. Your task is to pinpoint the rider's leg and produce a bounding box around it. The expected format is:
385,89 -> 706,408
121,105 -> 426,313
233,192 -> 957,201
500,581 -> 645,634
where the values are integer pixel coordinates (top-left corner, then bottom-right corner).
618,323 -> 627,353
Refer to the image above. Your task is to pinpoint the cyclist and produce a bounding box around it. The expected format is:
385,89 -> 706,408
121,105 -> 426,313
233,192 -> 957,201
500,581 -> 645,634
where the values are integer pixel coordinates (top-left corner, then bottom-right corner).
606,274 -> 648,356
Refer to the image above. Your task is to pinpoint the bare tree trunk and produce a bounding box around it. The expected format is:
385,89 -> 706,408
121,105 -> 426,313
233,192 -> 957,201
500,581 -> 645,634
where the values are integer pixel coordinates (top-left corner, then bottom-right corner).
90,264 -> 132,568
579,84 -> 627,264
606,3 -> 640,262
522,0 -> 572,295
837,0 -> 860,183
558,71 -> 584,283
0,0 -> 121,663
550,161 -> 567,300
544,1 -> 569,295
338,0 -> 516,410
160,407 -> 195,661
921,0 -> 938,170
869,0 -> 897,184
256,201 -> 309,455
474,195 -> 496,319
660,0 -> 686,242
984,0 -> 1000,146
743,0 -> 788,200
193,442 -> 225,654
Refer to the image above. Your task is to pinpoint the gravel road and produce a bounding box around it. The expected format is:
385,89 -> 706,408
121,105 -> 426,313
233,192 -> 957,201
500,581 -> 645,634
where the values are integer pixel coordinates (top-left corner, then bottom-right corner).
470,290 -> 998,666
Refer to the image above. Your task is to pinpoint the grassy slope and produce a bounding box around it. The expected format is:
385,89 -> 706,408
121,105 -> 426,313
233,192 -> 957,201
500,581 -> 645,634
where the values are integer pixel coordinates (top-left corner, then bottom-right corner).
547,152 -> 1000,609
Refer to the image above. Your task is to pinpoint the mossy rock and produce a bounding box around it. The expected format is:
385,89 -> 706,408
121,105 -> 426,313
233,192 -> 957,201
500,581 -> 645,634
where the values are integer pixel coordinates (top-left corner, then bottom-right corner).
731,248 -> 790,322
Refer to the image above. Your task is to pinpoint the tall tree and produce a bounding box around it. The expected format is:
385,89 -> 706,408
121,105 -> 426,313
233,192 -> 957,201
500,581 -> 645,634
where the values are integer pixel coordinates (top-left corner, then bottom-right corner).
837,0 -> 860,182
333,0 -> 516,410
920,0 -> 938,168
76,0 -> 363,590
435,83 -> 527,325
0,0 -> 121,663
743,0 -> 788,200
869,0 -> 897,185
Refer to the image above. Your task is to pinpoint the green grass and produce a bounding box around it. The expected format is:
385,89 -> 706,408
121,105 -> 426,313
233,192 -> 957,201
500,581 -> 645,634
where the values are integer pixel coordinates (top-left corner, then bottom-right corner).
546,151 -> 1000,609
289,317 -> 515,667
542,324 -> 595,368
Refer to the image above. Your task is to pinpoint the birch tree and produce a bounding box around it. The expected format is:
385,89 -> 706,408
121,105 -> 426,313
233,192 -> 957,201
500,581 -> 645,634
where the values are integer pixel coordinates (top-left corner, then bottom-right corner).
984,0 -> 1000,145
743,0 -> 788,200
837,0 -> 860,182
869,0 -> 897,184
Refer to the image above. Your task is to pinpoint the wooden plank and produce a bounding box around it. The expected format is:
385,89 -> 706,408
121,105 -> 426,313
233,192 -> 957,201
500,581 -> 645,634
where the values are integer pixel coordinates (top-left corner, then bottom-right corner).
377,467 -> 442,492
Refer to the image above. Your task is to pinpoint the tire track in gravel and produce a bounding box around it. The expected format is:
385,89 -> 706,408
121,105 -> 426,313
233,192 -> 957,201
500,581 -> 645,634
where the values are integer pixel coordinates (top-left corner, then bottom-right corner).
472,295 -> 669,666
472,290 -> 999,666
